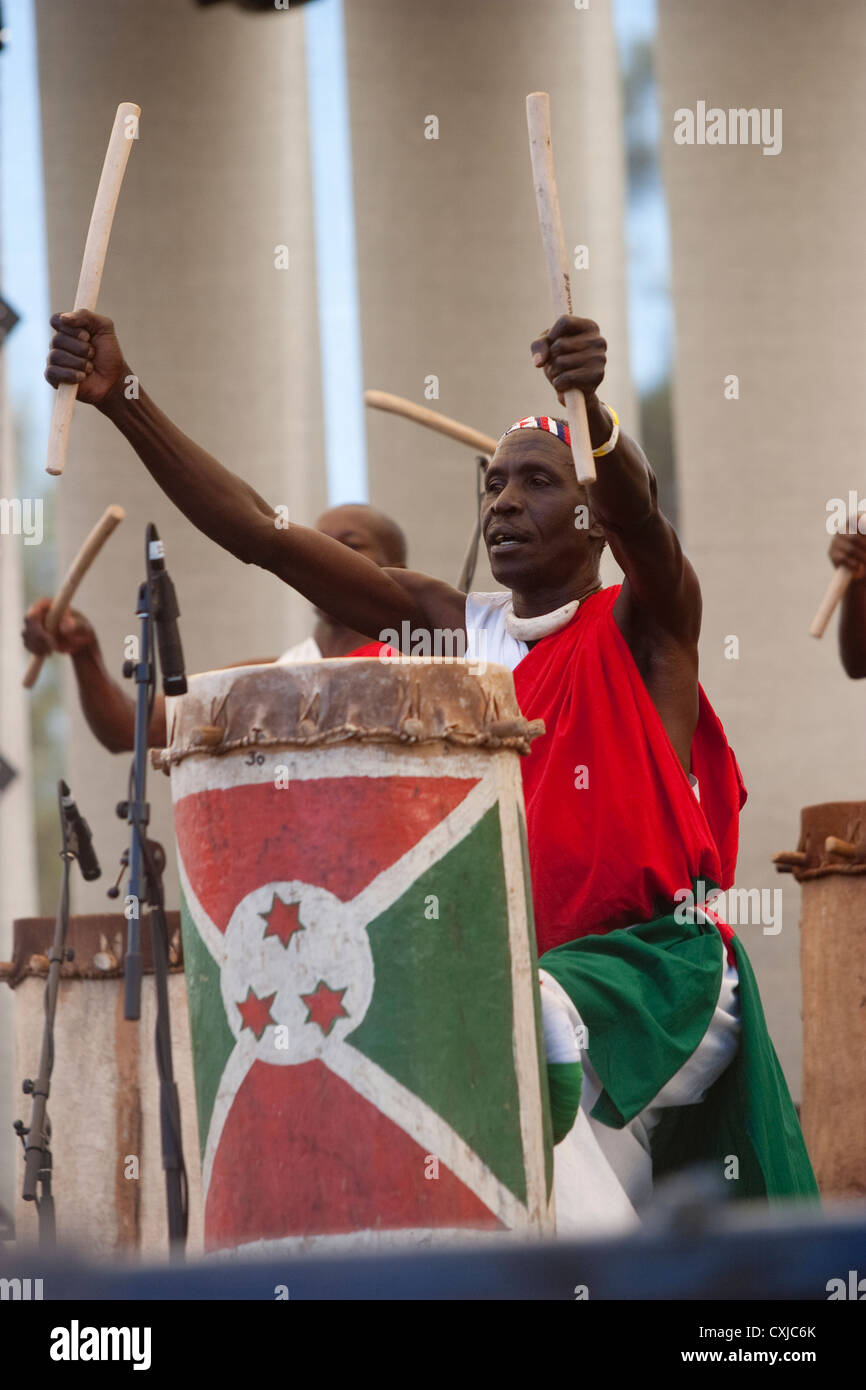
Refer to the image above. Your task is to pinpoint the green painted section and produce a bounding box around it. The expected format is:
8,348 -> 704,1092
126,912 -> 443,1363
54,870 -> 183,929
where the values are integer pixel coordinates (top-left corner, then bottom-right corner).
517,803 -> 555,1199
180,887 -> 236,1160
347,805 -> 527,1205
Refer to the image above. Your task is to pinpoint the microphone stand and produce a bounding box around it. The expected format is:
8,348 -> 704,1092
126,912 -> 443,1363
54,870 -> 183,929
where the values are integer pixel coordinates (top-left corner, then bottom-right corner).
112,528 -> 188,1255
456,454 -> 489,593
13,782 -> 85,1246
119,569 -> 154,1024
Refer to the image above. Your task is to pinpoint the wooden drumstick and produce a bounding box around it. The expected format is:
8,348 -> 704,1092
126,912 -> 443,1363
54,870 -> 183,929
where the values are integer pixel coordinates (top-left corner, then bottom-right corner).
809,566 -> 852,638
46,102 -> 141,478
772,850 -> 807,867
825,835 -> 860,860
364,390 -> 498,455
526,92 -> 596,485
22,504 -> 126,689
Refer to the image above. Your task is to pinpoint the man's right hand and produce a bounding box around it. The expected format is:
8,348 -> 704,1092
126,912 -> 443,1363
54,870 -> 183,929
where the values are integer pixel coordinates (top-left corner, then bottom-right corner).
23,598 -> 150,750
22,599 -> 98,657
44,310 -> 127,407
829,532 -> 866,581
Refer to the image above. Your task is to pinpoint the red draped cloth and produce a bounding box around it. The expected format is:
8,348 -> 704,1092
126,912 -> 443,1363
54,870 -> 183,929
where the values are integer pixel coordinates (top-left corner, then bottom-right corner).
346,641 -> 397,658
512,587 -> 747,958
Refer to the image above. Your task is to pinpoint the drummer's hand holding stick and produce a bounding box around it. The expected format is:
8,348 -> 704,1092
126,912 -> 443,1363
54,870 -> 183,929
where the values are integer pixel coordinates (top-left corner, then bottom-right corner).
531,315 -> 620,462
21,598 -> 166,751
43,308 -> 278,569
44,311 -> 440,646
531,314 -> 656,530
825,531 -> 866,677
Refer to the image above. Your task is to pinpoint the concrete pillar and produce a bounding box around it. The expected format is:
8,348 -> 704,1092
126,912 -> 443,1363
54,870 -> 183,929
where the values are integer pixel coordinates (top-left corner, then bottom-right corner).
656,0 -> 866,1091
34,0 -> 326,915
344,0 -> 635,592
0,353 -> 39,1225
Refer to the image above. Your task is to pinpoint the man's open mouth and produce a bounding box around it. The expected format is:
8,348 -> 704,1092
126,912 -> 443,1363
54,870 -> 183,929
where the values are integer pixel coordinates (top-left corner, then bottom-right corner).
489,528 -> 531,552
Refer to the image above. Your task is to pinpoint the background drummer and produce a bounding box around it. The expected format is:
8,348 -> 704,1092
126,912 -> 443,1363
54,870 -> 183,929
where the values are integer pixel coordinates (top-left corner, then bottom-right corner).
21,502 -> 408,752
827,529 -> 866,678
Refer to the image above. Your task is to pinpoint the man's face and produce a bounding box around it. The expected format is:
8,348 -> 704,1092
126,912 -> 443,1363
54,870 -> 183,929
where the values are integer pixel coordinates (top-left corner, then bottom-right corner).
316,506 -> 391,568
312,506 -> 396,625
482,430 -> 592,589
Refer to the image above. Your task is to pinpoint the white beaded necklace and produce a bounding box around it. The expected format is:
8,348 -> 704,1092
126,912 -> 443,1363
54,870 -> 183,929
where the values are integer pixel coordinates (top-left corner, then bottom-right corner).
504,584 -> 602,642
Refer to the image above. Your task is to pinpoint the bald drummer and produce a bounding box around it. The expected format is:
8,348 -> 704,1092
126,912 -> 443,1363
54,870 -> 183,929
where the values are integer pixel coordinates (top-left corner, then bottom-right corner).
22,502 -> 407,752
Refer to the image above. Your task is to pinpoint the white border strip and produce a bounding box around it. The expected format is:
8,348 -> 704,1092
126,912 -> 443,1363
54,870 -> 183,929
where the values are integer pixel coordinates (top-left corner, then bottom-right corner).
169,742 -> 496,799
497,774 -> 554,1233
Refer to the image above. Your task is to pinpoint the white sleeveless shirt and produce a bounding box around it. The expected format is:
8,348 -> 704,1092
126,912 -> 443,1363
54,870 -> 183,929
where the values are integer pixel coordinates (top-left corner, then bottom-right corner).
465,591 -> 528,673
276,635 -> 321,664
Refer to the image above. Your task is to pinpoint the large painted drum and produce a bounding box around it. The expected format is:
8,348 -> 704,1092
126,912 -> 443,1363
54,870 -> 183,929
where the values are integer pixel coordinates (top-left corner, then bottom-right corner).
159,657 -> 555,1253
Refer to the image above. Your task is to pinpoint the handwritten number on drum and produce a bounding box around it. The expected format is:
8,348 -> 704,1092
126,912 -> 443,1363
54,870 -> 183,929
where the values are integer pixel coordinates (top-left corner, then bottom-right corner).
245,752 -> 265,766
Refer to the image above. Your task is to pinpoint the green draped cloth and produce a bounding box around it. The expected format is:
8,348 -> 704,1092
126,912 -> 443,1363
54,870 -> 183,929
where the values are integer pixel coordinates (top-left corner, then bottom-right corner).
540,905 -> 819,1201
546,1061 -> 584,1146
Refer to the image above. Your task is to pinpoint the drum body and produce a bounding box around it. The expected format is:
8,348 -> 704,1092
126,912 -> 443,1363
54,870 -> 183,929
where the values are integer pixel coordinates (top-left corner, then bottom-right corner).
6,914 -> 203,1256
789,802 -> 866,1198
161,657 -> 554,1253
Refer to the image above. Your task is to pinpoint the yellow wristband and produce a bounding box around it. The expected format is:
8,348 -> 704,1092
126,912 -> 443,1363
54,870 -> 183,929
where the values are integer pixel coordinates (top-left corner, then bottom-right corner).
592,403 -> 620,457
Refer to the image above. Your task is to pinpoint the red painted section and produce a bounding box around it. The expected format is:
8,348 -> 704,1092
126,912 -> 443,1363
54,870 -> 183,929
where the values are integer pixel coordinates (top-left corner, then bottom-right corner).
175,776 -> 478,931
205,1059 -> 504,1247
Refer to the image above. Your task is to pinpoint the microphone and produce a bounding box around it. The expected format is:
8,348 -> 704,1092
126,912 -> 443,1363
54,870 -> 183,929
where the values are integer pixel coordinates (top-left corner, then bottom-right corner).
147,525 -> 187,696
59,781 -> 101,880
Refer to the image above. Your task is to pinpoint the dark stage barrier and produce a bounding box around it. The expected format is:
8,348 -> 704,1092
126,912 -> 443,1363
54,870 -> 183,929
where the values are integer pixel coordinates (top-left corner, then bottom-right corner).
2,1199 -> 865,1300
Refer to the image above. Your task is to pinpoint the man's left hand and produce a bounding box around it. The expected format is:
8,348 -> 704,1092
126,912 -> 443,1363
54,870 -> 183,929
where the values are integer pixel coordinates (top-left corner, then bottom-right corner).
531,315 -> 607,408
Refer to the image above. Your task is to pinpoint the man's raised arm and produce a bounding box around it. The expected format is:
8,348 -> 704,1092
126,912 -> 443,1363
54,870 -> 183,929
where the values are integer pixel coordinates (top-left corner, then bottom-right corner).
45,311 -> 463,644
532,315 -> 701,647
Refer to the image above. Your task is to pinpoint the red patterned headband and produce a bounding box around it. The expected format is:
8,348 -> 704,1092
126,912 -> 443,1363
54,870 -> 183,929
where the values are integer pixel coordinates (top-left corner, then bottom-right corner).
498,415 -> 571,448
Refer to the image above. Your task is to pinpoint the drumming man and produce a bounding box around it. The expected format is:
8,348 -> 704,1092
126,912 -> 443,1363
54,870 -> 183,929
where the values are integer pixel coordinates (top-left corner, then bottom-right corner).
21,502 -> 407,752
827,530 -> 866,677
45,308 -> 817,1229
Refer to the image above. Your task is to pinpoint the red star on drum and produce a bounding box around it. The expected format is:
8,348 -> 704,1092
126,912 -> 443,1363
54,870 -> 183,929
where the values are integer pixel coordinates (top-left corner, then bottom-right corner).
260,895 -> 305,949
301,980 -> 349,1037
236,987 -> 277,1041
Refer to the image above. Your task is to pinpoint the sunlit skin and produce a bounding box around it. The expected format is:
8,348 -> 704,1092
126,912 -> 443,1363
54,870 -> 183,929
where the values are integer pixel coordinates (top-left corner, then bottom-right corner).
44,310 -> 701,769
